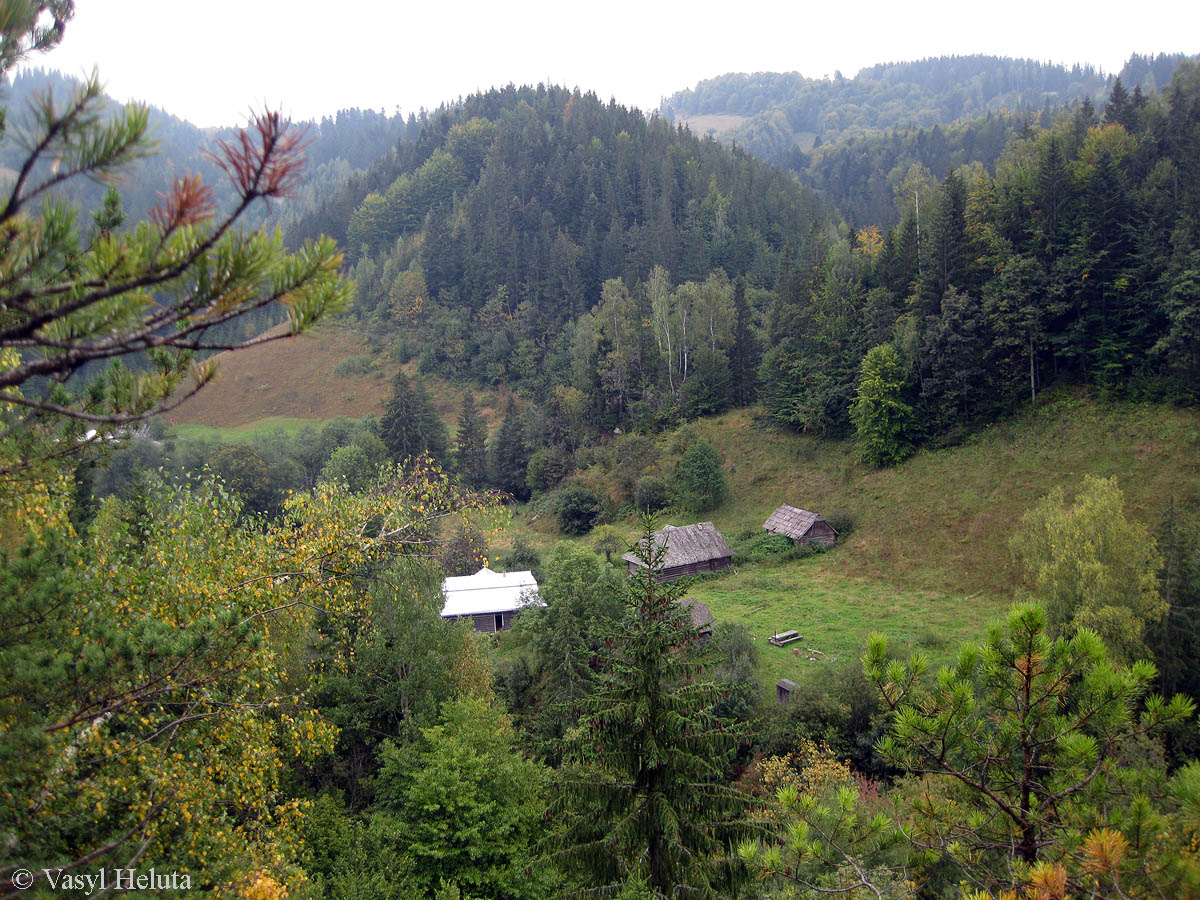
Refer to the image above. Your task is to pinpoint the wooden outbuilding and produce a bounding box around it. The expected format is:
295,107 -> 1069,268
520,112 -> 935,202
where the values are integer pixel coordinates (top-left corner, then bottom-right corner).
678,597 -> 715,641
776,679 -> 797,703
763,504 -> 838,548
623,522 -> 733,582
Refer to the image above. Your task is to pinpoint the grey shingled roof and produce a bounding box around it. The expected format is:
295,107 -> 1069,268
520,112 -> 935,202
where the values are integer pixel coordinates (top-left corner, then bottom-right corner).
622,522 -> 733,569
763,504 -> 835,540
679,597 -> 715,631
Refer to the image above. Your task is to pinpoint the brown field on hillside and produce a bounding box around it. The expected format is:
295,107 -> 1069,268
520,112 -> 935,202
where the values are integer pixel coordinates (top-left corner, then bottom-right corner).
675,113 -> 749,136
167,322 -> 511,436
167,323 -> 391,427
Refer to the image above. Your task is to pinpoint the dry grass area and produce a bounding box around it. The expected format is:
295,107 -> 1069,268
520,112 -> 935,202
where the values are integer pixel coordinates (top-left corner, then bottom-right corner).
167,323 -> 391,427
675,113 -> 750,136
166,322 -> 510,436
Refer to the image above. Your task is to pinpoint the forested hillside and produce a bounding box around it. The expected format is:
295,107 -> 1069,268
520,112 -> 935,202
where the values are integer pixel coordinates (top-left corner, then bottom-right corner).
269,66 -> 1200,471
663,53 -> 1197,225
288,85 -> 828,432
761,61 -> 1200,451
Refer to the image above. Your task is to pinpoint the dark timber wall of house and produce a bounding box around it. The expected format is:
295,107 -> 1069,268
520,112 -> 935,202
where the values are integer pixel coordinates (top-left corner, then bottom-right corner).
453,610 -> 519,634
627,556 -> 732,582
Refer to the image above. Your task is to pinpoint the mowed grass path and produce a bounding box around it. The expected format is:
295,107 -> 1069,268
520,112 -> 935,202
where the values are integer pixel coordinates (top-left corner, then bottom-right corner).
171,416 -> 324,441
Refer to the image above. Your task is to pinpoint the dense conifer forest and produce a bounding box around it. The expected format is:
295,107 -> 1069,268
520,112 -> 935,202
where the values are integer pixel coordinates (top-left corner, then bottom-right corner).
4,6 -> 1200,898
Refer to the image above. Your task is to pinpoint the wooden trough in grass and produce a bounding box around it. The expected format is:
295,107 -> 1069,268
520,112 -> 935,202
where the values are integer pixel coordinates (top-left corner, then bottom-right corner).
767,629 -> 802,647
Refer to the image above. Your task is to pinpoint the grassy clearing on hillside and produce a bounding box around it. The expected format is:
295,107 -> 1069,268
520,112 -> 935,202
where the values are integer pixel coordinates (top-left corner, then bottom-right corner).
167,321 -> 511,437
501,392 -> 1200,597
683,556 -> 1001,698
170,417 -> 325,441
688,391 -> 1200,597
493,391 -> 1200,692
167,323 -> 392,427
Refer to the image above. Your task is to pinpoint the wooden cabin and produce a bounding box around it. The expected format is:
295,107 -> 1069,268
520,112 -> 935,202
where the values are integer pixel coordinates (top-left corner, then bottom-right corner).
623,522 -> 733,582
440,567 -> 544,634
763,504 -> 838,548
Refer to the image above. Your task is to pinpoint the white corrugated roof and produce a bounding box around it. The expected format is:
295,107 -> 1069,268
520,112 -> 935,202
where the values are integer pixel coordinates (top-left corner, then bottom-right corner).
440,567 -> 543,618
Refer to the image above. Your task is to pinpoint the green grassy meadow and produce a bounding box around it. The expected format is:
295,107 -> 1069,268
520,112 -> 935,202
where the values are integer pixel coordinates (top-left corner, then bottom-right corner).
496,390 -> 1200,691
684,557 -> 998,698
170,416 -> 326,441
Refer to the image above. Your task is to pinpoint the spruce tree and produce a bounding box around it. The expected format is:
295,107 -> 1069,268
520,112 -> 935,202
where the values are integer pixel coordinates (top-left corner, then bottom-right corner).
549,516 -> 752,898
488,397 -> 532,501
918,170 -> 968,312
453,391 -> 488,487
1103,76 -> 1136,131
728,277 -> 760,407
379,371 -> 448,464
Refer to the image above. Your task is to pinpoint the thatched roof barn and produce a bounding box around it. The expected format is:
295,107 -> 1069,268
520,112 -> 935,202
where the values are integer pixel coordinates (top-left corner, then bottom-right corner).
763,504 -> 838,548
623,522 -> 733,581
678,597 -> 715,639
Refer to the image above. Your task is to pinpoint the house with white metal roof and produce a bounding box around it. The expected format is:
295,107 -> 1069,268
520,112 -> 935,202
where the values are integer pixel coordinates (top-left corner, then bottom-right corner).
440,567 -> 543,633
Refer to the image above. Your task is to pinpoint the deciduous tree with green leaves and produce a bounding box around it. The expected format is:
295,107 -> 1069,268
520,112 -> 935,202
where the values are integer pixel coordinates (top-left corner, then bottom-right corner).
375,698 -> 553,900
1011,475 -> 1165,663
672,439 -> 726,513
849,344 -> 916,468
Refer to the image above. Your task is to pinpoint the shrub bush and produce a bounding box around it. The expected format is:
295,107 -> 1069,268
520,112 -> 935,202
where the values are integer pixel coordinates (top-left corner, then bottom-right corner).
501,538 -> 542,581
731,532 -> 795,565
824,508 -> 856,538
555,483 -> 602,535
633,475 -> 670,512
526,446 -> 571,495
333,355 -> 377,377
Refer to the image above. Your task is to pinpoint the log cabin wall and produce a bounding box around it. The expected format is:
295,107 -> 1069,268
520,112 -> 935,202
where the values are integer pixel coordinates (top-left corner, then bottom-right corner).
801,521 -> 837,548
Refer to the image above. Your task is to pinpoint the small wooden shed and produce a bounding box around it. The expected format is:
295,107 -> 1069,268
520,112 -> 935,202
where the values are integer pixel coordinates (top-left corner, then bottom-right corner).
623,522 -> 733,582
776,679 -> 797,703
763,504 -> 838,548
678,597 -> 715,641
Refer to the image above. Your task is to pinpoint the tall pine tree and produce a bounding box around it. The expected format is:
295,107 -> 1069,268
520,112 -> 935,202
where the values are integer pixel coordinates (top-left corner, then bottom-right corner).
488,397 -> 532,501
728,277 -> 760,407
549,516 -> 752,898
380,371 -> 448,464
453,391 -> 488,487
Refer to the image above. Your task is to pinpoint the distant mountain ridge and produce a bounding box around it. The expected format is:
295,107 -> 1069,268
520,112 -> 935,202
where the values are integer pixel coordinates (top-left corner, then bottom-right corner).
1,68 -> 416,230
661,53 -> 1194,167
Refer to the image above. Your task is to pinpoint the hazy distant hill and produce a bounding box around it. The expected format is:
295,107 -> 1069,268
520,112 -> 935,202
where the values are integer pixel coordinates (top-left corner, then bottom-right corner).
662,54 -> 1193,160
662,53 -> 1197,225
1,68 -> 416,231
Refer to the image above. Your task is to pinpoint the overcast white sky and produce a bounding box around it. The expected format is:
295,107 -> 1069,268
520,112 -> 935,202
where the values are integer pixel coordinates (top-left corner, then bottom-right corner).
21,0 -> 1200,128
